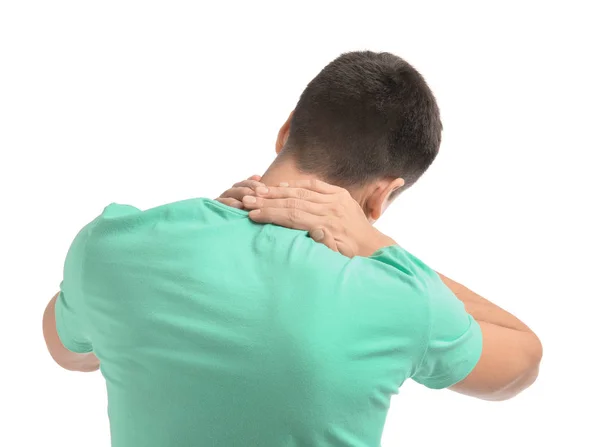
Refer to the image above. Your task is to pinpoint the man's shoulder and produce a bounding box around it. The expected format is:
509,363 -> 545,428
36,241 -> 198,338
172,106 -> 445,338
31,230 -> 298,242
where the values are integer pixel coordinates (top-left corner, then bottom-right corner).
355,245 -> 438,290
100,202 -> 142,219
285,242 -> 437,305
90,198 -> 247,232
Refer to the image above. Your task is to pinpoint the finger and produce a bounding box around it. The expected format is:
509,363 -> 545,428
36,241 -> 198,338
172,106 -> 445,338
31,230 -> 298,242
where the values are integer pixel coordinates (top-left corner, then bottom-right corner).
247,175 -> 262,181
221,180 -> 266,201
254,186 -> 332,203
309,228 -> 338,252
232,179 -> 265,190
335,241 -> 355,258
219,186 -> 256,201
242,196 -> 330,216
215,198 -> 243,209
248,207 -> 322,231
284,179 -> 344,194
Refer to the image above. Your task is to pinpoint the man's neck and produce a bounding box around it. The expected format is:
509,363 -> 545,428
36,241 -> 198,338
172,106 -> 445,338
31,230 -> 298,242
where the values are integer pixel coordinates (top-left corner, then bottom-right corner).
259,159 -> 369,208
259,159 -> 320,188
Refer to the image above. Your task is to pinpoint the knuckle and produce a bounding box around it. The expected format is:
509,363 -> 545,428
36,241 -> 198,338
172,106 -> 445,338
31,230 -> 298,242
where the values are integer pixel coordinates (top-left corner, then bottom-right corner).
288,208 -> 300,222
324,218 -> 336,230
286,198 -> 301,209
296,188 -> 310,199
332,204 -> 344,217
331,219 -> 344,233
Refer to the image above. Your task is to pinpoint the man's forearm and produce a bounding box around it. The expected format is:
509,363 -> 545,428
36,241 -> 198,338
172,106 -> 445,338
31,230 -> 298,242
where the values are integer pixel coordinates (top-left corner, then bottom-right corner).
366,234 -> 535,333
436,273 -> 543,399
437,273 -> 535,333
365,234 -> 536,334
365,231 -> 536,336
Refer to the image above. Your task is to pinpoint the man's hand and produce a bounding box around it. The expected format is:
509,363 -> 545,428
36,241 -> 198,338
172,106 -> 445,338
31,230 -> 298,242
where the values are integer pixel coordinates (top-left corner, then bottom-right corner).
216,175 -> 265,210
243,179 -> 396,257
217,177 -> 395,257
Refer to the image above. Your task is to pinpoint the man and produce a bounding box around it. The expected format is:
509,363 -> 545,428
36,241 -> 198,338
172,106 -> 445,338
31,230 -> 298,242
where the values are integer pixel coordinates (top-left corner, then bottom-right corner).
43,51 -> 542,446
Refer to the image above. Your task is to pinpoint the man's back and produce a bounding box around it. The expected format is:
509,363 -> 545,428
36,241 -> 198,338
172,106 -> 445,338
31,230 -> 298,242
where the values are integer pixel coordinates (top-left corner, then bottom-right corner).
55,198 -> 481,446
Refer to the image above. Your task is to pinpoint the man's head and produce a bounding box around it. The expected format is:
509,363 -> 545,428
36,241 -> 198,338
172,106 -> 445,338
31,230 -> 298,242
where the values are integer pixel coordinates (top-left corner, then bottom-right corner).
265,51 -> 442,222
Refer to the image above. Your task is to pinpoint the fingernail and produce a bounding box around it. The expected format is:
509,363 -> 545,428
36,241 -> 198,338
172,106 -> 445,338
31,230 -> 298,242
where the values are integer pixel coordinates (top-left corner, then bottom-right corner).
249,209 -> 261,216
243,196 -> 257,203
312,229 -> 325,241
256,186 -> 269,195
279,182 -> 289,187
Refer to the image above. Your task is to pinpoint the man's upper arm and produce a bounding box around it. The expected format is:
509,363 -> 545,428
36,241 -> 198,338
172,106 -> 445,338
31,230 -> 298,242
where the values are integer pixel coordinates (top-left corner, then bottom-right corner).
411,273 -> 483,389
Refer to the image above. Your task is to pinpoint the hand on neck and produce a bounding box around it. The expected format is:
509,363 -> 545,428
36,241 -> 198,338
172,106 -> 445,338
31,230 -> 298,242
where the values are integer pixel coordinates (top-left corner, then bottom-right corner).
259,158 -> 371,210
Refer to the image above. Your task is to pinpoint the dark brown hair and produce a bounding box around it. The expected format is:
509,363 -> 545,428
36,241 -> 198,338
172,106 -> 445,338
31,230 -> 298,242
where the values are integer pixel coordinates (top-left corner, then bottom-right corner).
284,51 -> 442,191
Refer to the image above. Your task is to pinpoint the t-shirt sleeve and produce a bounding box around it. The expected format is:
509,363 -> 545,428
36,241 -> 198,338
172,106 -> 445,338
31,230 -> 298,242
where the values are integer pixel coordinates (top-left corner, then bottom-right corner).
54,223 -> 95,354
411,273 -> 483,389
368,246 -> 482,389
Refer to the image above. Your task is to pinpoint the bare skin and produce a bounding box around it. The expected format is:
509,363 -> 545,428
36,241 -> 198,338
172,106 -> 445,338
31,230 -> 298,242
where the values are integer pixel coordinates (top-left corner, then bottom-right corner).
43,293 -> 99,372
217,176 -> 543,401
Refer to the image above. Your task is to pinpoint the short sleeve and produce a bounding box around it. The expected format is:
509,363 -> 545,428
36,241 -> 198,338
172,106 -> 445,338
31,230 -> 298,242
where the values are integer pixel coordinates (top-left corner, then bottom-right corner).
412,275 -> 483,389
54,223 -> 96,354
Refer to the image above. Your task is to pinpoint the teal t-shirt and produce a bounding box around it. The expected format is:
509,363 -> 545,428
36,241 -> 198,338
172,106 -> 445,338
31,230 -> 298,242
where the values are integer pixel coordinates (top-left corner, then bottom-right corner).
55,198 -> 482,447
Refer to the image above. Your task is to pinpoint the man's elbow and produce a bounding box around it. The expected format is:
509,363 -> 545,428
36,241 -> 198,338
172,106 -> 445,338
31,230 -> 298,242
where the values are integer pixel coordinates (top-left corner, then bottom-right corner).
452,330 -> 543,401
56,353 -> 100,373
483,363 -> 540,401
485,334 -> 543,402
43,294 -> 100,373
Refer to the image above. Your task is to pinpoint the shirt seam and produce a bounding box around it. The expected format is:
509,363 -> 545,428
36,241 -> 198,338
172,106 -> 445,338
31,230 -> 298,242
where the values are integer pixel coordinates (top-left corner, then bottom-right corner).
411,275 -> 434,379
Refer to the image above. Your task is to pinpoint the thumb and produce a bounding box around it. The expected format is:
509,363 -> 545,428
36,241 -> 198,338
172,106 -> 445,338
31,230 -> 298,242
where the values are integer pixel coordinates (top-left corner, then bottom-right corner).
309,228 -> 338,252
335,241 -> 356,258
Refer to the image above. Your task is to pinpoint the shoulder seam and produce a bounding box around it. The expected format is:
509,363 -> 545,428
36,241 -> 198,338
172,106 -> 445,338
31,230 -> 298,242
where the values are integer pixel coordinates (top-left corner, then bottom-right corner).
410,275 -> 434,379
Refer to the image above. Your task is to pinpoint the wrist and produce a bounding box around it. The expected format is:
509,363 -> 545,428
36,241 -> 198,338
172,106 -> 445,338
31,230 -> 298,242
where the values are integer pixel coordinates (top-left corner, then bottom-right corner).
358,228 -> 397,257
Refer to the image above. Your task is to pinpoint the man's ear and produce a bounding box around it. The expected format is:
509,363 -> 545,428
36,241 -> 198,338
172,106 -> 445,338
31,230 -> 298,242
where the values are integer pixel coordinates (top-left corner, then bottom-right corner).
276,111 -> 294,154
365,177 -> 405,223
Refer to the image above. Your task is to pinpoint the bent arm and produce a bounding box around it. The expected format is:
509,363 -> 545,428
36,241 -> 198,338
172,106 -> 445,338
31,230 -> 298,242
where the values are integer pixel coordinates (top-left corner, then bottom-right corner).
438,274 -> 543,401
230,178 -> 543,401
43,293 -> 99,372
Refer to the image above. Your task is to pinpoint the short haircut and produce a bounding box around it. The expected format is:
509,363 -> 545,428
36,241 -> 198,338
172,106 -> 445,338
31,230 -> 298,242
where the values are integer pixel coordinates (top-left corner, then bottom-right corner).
284,51 -> 442,191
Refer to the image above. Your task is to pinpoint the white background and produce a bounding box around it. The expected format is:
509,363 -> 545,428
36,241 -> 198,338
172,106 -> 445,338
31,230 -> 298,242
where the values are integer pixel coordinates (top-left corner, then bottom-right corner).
1,1 -> 598,446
